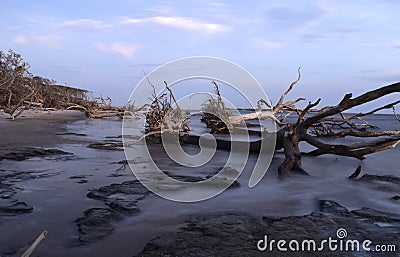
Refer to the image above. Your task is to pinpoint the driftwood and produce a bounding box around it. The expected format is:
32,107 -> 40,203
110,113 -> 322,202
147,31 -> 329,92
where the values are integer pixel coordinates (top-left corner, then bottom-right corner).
21,230 -> 48,257
144,80 -> 189,136
270,80 -> 399,178
134,71 -> 399,179
200,69 -> 400,178
201,81 -> 233,133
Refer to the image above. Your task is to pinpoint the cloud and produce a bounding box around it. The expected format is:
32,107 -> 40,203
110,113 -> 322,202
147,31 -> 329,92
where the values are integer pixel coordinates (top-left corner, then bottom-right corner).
361,43 -> 375,47
14,34 -> 27,45
35,35 -> 62,49
300,33 -> 326,42
62,15 -> 228,35
141,7 -> 172,14
122,16 -> 229,34
122,18 -> 144,24
153,16 -> 227,33
252,38 -> 282,51
62,18 -> 111,30
264,2 -> 331,31
8,25 -> 24,30
360,69 -> 400,82
44,63 -> 83,73
96,42 -> 139,59
128,63 -> 163,68
368,73 -> 400,82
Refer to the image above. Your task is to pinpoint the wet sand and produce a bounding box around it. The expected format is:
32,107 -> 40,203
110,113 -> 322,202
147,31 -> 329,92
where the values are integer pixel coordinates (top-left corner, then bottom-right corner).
0,110 -> 87,149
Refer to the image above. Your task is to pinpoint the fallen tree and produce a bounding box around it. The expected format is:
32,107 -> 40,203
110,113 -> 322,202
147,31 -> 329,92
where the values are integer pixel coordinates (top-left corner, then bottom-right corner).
136,72 -> 399,178
201,70 -> 400,178
275,80 -> 400,178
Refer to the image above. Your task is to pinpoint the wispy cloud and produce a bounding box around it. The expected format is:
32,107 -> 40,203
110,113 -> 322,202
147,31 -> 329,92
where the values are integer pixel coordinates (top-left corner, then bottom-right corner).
96,42 -> 139,59
361,43 -> 375,47
61,15 -> 228,35
153,16 -> 228,33
128,63 -> 163,68
14,34 -> 27,45
62,18 -> 112,30
300,33 -> 326,43
264,2 -> 332,31
141,7 -> 172,14
122,18 -> 144,24
360,69 -> 400,82
122,16 -> 229,34
35,35 -> 63,49
252,38 -> 282,51
8,25 -> 25,30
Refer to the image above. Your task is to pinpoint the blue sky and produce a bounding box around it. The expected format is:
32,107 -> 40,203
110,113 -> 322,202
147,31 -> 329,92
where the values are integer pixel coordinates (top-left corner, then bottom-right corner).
1,0 -> 399,110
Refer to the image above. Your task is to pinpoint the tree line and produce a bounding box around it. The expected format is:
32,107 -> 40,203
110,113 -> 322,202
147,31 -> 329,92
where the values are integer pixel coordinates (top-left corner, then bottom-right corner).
0,49 -> 124,119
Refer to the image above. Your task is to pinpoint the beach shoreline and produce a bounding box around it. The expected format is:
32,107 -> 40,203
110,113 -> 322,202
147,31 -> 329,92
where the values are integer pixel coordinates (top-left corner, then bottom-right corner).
0,110 -> 87,150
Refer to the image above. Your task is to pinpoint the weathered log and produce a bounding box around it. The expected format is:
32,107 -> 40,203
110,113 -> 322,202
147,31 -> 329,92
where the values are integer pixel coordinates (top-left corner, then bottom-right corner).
229,111 -> 275,125
198,69 -> 400,178
88,111 -> 125,119
21,230 -> 48,257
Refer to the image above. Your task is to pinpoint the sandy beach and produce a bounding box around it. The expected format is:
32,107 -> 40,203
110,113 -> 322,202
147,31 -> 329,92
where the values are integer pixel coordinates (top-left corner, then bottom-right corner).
0,110 -> 87,149
0,111 -> 399,256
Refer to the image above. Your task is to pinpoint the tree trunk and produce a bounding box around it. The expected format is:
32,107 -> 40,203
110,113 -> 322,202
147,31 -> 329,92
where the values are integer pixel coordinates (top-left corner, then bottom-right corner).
278,130 -> 309,178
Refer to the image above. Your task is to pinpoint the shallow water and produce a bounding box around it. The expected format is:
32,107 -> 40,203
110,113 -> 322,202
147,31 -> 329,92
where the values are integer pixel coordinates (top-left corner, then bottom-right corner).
0,114 -> 399,256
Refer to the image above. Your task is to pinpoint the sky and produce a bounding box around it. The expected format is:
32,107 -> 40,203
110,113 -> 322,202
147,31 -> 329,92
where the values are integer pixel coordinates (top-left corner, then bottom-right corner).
1,0 -> 400,111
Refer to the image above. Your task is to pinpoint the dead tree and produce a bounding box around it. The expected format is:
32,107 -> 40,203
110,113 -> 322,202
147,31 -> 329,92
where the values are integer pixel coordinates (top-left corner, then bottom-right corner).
144,81 -> 190,137
262,78 -> 400,178
203,69 -> 400,178
1,49 -> 130,120
201,81 -> 232,133
0,50 -> 35,119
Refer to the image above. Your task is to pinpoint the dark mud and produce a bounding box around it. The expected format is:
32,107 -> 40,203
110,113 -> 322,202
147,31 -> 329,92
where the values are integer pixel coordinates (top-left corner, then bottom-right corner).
136,200 -> 400,257
76,180 -> 150,243
0,202 -> 33,215
76,208 -> 123,243
76,167 -> 241,243
356,174 -> 400,192
0,148 -> 73,161
87,180 -> 150,213
352,173 -> 400,201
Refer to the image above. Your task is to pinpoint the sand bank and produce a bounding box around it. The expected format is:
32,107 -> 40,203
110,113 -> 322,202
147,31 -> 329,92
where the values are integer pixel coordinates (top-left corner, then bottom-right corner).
0,110 -> 86,149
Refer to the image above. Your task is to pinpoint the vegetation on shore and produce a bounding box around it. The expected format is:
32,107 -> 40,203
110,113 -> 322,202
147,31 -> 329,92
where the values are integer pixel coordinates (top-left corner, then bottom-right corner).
0,49 -> 124,120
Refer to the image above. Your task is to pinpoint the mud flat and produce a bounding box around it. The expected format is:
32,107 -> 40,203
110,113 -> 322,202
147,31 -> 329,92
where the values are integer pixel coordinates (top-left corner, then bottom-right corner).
136,200 -> 400,257
0,110 -> 87,149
